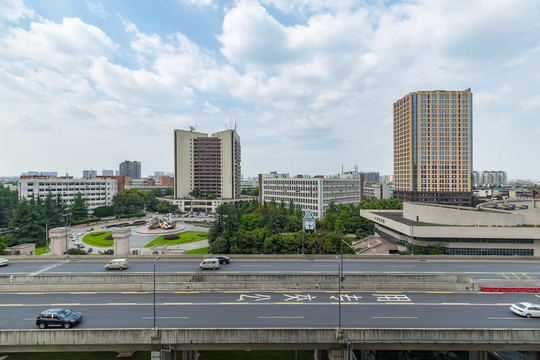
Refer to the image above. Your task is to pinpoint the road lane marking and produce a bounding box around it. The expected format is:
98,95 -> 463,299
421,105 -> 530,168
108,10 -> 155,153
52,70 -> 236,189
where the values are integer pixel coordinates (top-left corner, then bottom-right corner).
258,316 -> 304,319
17,293 -> 44,295
220,302 -> 241,305
330,302 -> 359,305
478,292 -> 504,294
0,304 -> 23,307
224,291 -> 249,293
70,292 -> 96,295
375,291 -> 402,293
108,303 -> 137,305
164,303 -> 192,305
142,316 -> 189,319
122,292 -> 148,294
52,303 -> 81,306
275,302 -> 303,304
173,291 -> 199,294
372,316 -> 418,319
427,292 -> 453,294
442,303 -> 470,305
275,291 -> 301,293
325,291 -> 351,293
28,260 -> 69,276
487,317 -> 520,320
497,303 -> 514,305
259,271 -> 280,273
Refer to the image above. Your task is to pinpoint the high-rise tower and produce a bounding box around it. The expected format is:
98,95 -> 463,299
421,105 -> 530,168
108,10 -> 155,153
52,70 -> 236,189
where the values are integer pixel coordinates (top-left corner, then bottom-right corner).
174,128 -> 241,199
393,89 -> 472,206
119,161 -> 141,179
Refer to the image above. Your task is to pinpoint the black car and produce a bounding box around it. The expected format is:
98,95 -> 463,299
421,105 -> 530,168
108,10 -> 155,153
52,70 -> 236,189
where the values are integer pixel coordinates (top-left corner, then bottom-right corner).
214,255 -> 230,264
36,308 -> 83,329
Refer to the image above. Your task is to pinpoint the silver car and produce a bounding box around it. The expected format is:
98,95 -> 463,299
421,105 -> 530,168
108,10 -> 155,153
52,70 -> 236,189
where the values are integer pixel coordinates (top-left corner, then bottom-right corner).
510,302 -> 540,318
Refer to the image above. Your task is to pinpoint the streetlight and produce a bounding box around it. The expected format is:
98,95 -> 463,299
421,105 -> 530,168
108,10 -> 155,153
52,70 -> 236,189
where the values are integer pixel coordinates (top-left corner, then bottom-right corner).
153,255 -> 160,329
336,255 -> 341,330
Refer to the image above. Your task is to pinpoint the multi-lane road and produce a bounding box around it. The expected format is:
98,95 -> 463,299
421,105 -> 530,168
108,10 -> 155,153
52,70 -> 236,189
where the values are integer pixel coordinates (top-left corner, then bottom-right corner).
0,290 -> 538,330
1,258 -> 540,280
2,258 -> 540,330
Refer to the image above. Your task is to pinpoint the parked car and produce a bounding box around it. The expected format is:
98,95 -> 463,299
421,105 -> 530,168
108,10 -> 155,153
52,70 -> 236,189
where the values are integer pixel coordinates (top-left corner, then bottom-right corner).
36,308 -> 83,329
199,258 -> 219,270
510,302 -> 540,318
87,228 -> 94,232
105,258 -> 129,270
0,258 -> 9,266
214,255 -> 230,264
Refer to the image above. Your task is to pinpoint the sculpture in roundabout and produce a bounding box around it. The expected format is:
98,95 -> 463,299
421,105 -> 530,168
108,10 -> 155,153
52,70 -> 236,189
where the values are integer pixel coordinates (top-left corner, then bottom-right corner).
146,216 -> 176,230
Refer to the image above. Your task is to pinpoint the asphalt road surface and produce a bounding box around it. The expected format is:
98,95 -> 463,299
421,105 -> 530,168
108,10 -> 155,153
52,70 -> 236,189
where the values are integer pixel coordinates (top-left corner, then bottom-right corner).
2,259 -> 540,281
0,290 -> 538,330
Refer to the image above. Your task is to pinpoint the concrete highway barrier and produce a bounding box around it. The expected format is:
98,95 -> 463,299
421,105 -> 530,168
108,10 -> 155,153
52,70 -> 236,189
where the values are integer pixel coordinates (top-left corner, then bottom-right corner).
1,328 -> 540,353
0,274 -> 474,292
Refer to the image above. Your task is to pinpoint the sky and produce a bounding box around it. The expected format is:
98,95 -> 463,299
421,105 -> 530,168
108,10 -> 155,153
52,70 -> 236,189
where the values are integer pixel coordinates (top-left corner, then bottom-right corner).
1,0 -> 539,180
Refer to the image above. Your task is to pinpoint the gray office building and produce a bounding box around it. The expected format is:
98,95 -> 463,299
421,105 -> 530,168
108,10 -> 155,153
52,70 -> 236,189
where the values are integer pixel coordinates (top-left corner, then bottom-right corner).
119,161 -> 141,179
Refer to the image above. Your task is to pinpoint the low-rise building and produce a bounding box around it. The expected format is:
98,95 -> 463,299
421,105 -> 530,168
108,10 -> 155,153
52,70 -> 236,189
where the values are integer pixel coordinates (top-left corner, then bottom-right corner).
18,175 -> 118,215
361,200 -> 540,256
363,182 -> 391,199
259,171 -> 364,219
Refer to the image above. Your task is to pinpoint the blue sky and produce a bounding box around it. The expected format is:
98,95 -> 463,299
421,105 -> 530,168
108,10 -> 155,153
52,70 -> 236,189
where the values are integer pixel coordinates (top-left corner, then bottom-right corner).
1,0 -> 539,180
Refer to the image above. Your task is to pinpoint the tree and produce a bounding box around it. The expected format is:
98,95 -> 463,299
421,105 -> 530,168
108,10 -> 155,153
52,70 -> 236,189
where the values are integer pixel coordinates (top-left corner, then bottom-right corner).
189,188 -> 200,199
92,206 -> 114,218
7,199 -> 46,246
70,193 -> 88,221
43,192 -> 63,228
164,188 -> 174,196
112,189 -> 148,215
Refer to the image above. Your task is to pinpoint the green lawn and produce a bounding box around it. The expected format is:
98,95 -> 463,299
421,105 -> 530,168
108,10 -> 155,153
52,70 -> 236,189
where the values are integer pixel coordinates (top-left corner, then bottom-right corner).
186,247 -> 209,255
35,246 -> 51,255
82,231 -> 113,247
144,231 -> 207,248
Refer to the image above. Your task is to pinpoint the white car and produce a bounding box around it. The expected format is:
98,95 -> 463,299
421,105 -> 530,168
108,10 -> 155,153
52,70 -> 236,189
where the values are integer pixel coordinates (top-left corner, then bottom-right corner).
0,258 -> 9,266
510,302 -> 540,318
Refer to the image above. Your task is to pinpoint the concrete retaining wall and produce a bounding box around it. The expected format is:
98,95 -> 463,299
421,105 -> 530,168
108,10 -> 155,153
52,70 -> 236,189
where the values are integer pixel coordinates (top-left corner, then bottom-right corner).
1,328 -> 540,352
0,274 -> 474,292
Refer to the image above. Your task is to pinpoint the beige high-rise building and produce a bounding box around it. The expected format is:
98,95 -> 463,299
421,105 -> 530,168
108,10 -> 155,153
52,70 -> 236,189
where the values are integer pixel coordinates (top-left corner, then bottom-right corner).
174,128 -> 241,199
393,89 -> 472,206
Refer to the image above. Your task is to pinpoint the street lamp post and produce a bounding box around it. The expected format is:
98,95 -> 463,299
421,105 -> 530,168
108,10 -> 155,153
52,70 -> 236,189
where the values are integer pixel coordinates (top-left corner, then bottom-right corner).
153,255 -> 160,329
336,255 -> 341,330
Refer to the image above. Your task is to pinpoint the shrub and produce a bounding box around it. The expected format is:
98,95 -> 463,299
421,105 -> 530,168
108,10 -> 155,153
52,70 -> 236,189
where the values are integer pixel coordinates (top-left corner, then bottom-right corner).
163,234 -> 180,240
105,235 -> 113,240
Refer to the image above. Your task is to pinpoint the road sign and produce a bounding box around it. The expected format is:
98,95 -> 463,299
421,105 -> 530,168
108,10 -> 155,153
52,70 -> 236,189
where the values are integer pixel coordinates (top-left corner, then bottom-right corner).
303,211 -> 316,233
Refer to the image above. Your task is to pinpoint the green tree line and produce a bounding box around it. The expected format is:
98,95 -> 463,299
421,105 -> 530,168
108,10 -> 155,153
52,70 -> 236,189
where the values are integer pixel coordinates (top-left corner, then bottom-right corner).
209,198 -> 402,255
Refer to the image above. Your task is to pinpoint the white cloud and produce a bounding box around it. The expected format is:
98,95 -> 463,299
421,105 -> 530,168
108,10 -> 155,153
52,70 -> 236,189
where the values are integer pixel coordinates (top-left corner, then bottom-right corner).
0,0 -> 33,23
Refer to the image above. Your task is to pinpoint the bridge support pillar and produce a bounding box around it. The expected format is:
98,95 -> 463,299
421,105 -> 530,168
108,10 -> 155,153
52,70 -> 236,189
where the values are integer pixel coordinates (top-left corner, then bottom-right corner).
182,350 -> 198,360
314,348 -> 344,360
112,227 -> 131,255
49,227 -> 69,255
469,351 -> 489,360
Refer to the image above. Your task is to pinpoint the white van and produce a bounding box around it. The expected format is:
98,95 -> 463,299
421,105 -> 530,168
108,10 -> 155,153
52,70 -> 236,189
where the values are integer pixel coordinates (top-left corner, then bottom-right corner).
105,259 -> 129,270
199,258 -> 219,270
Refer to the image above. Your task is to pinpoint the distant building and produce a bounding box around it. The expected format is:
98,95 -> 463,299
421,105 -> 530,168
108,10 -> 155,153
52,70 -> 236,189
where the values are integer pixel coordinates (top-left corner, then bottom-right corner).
363,182 -> 391,199
158,176 -> 174,187
174,128 -> 241,199
361,172 -> 380,183
393,89 -> 473,206
119,161 -> 141,179
154,171 -> 165,177
259,171 -> 364,219
102,170 -> 114,176
82,170 -> 97,178
241,180 -> 258,193
18,175 -> 118,215
23,171 -> 58,177
380,175 -> 394,184
96,175 -> 131,192
477,171 -> 507,187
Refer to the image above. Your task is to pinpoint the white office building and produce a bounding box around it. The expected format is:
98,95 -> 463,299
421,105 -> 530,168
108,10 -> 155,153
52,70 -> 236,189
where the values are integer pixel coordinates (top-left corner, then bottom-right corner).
259,172 -> 364,219
18,176 -> 118,215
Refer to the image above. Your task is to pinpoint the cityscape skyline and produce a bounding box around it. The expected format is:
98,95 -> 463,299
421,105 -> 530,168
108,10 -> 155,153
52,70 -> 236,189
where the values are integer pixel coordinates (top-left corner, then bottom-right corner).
1,1 -> 539,179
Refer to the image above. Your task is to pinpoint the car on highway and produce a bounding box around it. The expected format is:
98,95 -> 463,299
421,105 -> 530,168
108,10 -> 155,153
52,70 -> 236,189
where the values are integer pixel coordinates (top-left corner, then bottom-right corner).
200,258 -> 219,270
0,258 -> 9,266
510,302 -> 540,318
214,255 -> 230,264
35,308 -> 83,329
105,258 -> 129,270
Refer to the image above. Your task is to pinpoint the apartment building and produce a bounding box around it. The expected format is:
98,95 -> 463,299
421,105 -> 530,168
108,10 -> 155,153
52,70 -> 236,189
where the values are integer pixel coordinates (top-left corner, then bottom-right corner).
259,172 -> 364,219
393,89 -> 473,206
174,128 -> 241,199
363,182 -> 391,199
18,175 -> 118,214
119,161 -> 141,179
